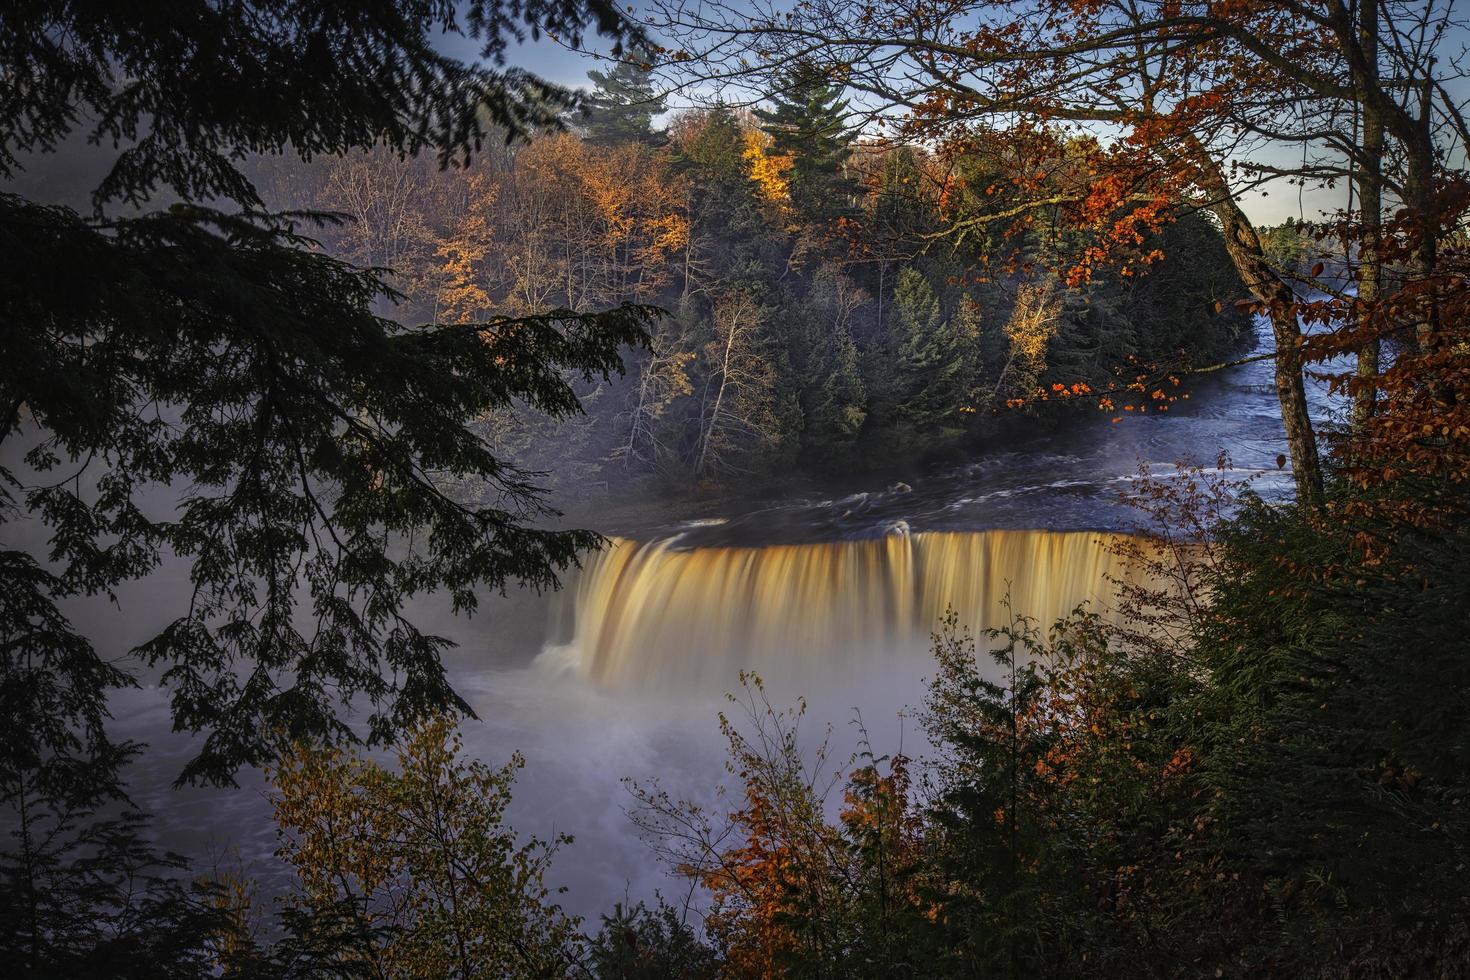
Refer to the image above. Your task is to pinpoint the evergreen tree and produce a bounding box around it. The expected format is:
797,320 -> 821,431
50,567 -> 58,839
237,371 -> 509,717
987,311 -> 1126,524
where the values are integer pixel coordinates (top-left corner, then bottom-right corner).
1179,492 -> 1470,972
672,106 -> 781,286
755,64 -> 858,223
1,0 -> 651,792
3,2 -> 653,967
865,147 -> 936,350
0,753 -> 231,979
1258,220 -> 1311,273
792,272 -> 869,450
808,326 -> 868,446
890,267 -> 978,434
674,107 -> 753,208
788,301 -> 867,453
583,53 -> 665,146
919,610 -> 1058,977
587,899 -> 721,979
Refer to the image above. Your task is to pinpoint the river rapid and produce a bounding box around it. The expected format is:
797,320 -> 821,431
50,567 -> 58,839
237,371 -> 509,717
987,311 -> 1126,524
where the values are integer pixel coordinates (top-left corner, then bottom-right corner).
100,315 -> 1341,922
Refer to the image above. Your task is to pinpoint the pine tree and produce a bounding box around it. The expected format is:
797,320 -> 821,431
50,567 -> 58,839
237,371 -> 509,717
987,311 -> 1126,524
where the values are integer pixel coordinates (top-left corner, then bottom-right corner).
809,326 -> 868,445
583,53 -> 665,146
890,267 -> 978,434
793,269 -> 870,450
755,64 -> 857,222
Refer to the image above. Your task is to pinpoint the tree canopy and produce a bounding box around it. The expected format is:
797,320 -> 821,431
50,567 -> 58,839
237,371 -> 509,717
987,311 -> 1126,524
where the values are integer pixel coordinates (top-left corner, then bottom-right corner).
582,51 -> 667,146
0,0 -> 655,793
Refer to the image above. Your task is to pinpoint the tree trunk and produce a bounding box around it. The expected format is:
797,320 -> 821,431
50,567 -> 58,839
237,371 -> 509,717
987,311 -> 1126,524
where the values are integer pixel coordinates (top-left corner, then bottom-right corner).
1353,0 -> 1385,431
1326,0 -> 1439,352
1403,99 -> 1440,353
1209,194 -> 1325,508
695,325 -> 739,478
625,360 -> 653,465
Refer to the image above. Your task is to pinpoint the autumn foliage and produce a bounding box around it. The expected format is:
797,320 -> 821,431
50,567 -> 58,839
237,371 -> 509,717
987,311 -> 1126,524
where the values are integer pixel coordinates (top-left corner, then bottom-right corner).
268,716 -> 581,978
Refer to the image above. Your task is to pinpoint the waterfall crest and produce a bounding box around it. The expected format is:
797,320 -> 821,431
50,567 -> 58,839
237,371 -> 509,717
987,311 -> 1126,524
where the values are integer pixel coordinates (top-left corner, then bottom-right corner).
541,529 -> 1153,694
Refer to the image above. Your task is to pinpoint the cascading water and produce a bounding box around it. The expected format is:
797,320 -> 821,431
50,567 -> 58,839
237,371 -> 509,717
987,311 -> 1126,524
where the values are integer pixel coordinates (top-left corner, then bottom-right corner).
540,528 -> 1155,695
89,310 -> 1315,923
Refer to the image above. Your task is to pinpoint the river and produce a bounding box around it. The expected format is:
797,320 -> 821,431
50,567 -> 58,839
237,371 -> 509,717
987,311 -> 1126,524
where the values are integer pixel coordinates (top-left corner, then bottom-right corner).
101,314 -> 1342,922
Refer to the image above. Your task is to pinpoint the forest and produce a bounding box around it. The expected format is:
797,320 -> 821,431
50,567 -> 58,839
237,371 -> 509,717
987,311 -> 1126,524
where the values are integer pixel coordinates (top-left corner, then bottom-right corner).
2,1 -> 1468,979
247,63 -> 1250,491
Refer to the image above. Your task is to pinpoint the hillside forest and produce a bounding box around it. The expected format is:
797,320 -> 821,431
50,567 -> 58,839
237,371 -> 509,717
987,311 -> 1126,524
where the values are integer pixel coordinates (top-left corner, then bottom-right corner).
249,62 -> 1251,492
3,1 -> 1469,979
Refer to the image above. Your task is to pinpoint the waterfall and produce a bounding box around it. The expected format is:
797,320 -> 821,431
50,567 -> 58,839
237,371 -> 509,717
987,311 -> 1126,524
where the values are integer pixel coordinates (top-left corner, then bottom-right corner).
540,529 -> 1155,695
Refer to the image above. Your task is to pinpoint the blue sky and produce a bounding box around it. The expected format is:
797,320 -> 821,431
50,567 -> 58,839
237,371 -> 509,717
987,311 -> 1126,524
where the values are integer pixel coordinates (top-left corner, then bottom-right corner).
435,27 -> 610,91
451,4 -> 1470,228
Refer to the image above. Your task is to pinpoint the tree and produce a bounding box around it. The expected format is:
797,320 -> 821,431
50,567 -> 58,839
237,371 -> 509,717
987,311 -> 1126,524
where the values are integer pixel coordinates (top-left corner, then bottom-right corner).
645,0 -> 1470,507
1259,221 -> 1311,275
629,675 -> 924,979
788,265 -> 870,450
583,52 -> 667,146
633,682 -> 838,976
0,752 -> 232,979
742,128 -> 794,212
321,149 -> 434,298
620,344 -> 697,468
3,0 -> 635,209
800,316 -> 869,451
890,268 -> 979,434
670,107 -> 782,289
694,291 -> 784,478
432,175 -> 500,324
270,716 -> 582,979
0,0 -> 653,793
986,279 -> 1060,406
864,146 -> 937,338
869,147 -> 933,245
917,609 -> 1059,977
586,899 -> 721,979
755,64 -> 858,224
1167,490 -> 1470,973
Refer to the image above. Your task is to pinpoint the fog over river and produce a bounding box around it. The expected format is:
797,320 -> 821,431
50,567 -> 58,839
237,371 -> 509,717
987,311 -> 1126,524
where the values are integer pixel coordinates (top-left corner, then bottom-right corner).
79,316 -> 1341,921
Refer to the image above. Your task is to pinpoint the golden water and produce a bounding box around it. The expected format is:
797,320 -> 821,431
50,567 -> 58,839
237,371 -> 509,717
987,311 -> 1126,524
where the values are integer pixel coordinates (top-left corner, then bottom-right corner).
541,529 -> 1152,694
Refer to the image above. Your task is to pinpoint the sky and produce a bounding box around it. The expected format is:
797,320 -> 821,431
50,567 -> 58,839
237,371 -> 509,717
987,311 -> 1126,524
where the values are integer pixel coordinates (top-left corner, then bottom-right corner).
15,2 -> 1463,229
461,6 -> 1361,228
482,1 -> 1469,229
435,27 -> 602,91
